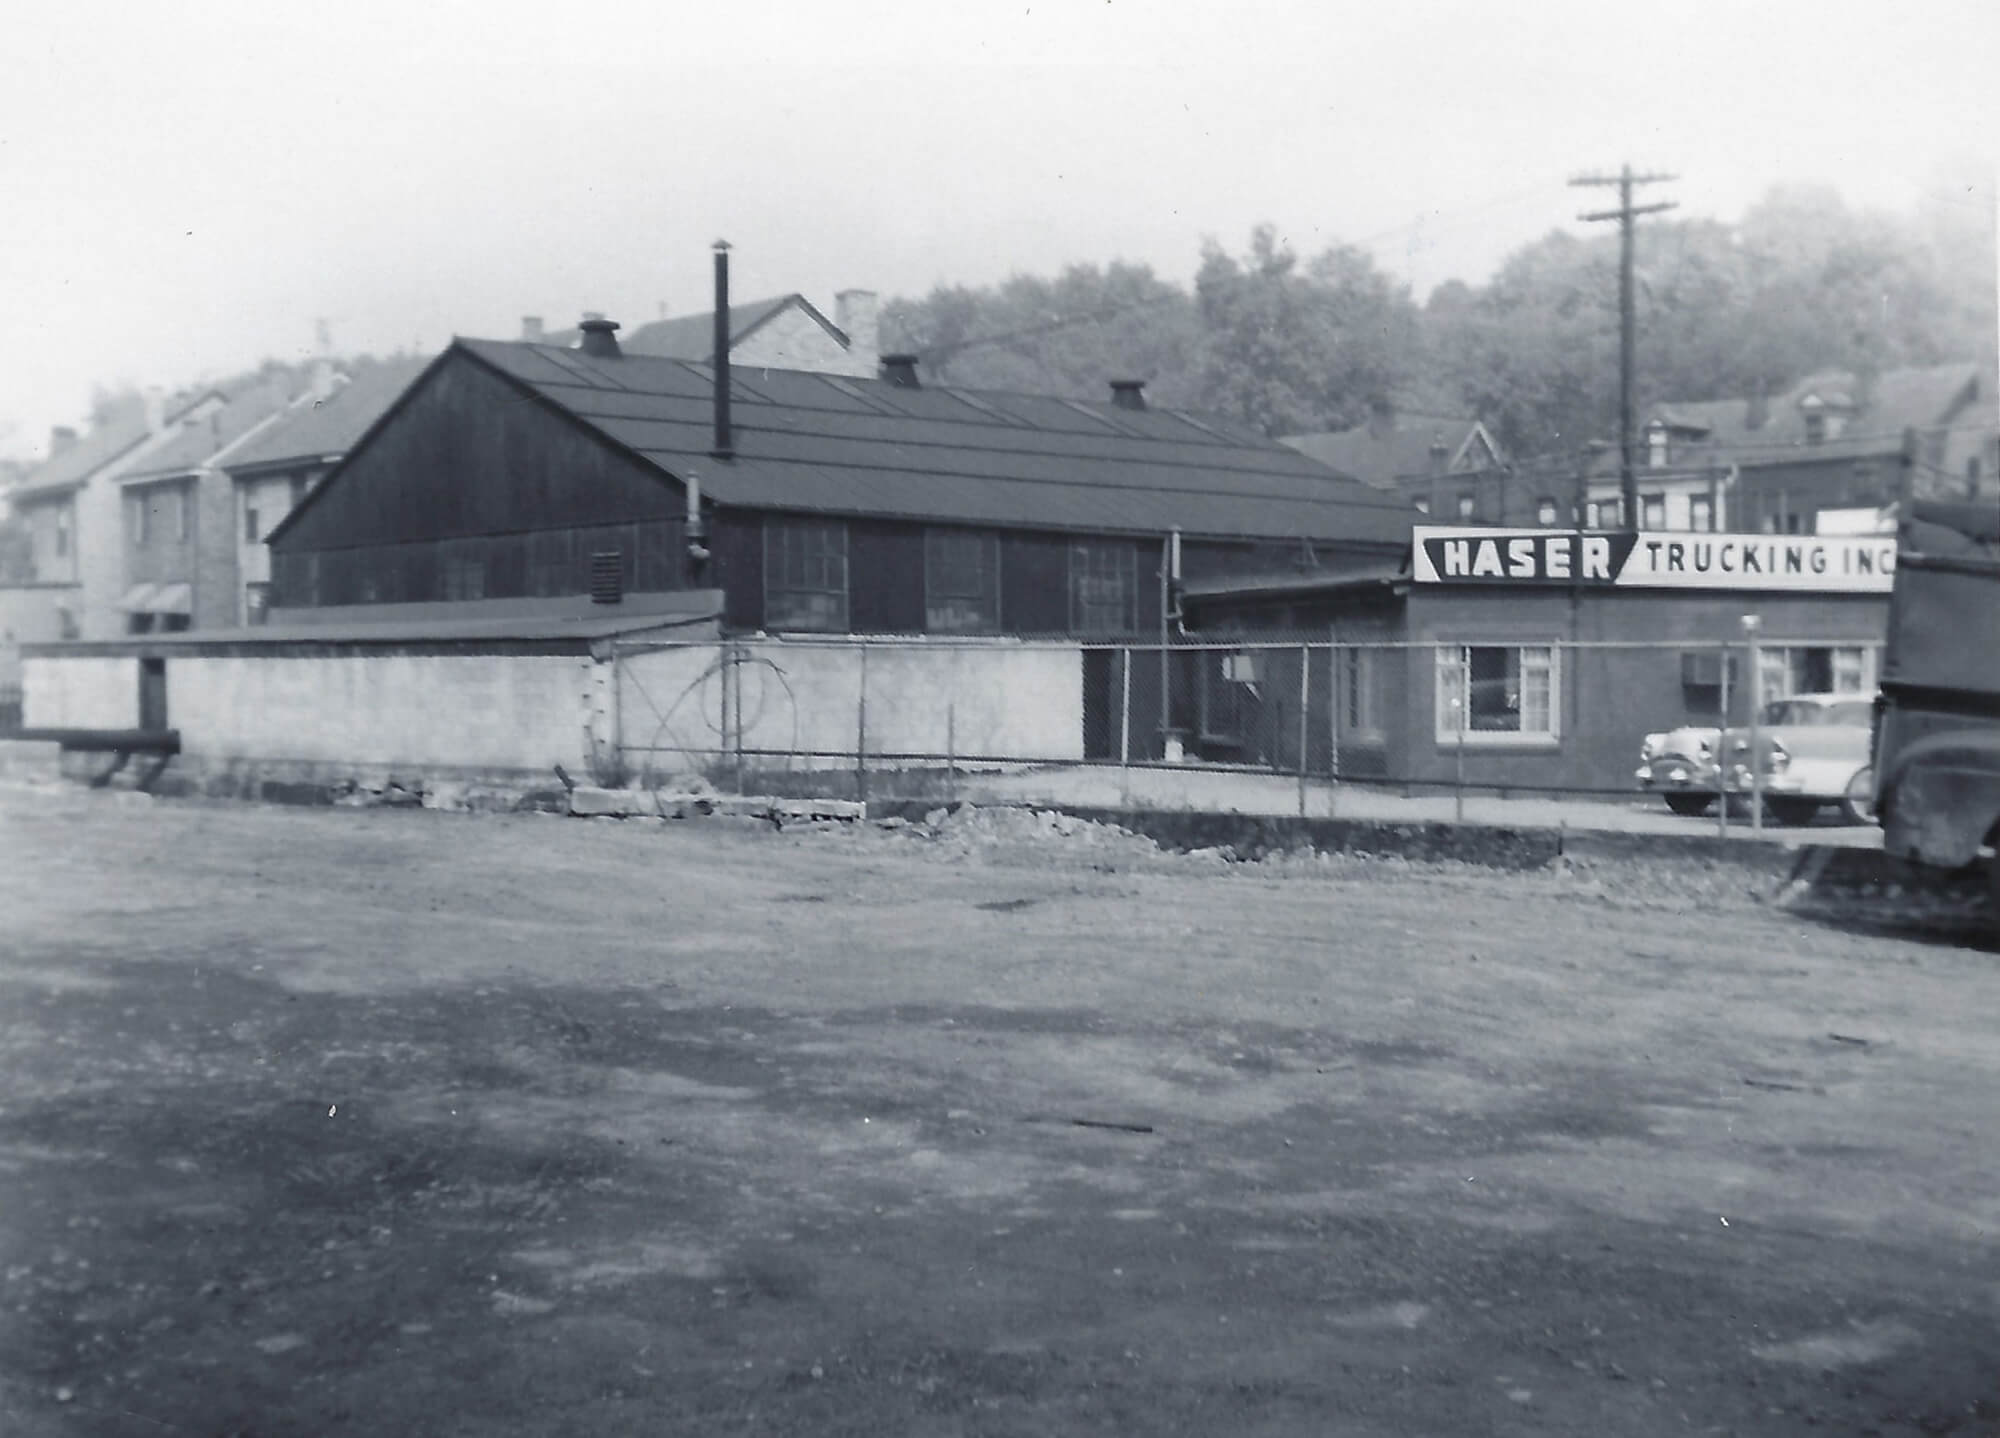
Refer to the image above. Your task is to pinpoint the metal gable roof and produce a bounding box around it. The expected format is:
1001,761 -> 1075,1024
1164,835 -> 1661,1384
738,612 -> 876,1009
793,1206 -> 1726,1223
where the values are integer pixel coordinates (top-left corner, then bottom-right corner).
455,338 -> 1414,547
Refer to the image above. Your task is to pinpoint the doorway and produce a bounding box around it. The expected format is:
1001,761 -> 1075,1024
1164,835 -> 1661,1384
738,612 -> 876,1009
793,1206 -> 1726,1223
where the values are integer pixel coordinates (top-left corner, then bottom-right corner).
139,658 -> 167,731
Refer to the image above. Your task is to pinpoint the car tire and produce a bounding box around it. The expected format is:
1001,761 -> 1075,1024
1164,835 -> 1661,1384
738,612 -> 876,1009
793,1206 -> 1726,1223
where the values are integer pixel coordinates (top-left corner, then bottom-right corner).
1765,796 -> 1822,827
1839,767 -> 1876,826
1663,793 -> 1715,817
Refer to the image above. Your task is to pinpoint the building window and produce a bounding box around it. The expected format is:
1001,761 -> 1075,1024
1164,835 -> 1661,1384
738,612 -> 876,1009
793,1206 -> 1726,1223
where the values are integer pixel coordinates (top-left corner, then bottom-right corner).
1641,493 -> 1666,530
131,493 -> 150,547
1647,426 -> 1668,468
440,540 -> 486,601
127,612 -> 155,636
54,508 -> 70,559
1689,494 -> 1714,532
1756,645 -> 1877,698
1068,540 -> 1137,635
244,505 -> 261,543
1804,411 -> 1826,445
1343,647 -> 1384,738
289,474 -> 312,508
245,582 -> 271,626
1535,496 -> 1558,526
923,528 -> 1000,632
1455,492 -> 1476,521
1435,644 -> 1559,744
765,518 -> 848,631
1587,498 -> 1622,529
176,488 -> 191,542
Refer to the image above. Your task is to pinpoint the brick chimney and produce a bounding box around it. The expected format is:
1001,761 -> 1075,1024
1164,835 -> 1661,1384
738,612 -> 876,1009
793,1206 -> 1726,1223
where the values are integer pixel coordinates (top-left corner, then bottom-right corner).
1366,395 -> 1396,442
880,354 -> 922,390
521,316 -> 545,344
1109,379 -> 1147,411
50,426 -> 76,454
1745,380 -> 1770,432
835,290 -> 880,378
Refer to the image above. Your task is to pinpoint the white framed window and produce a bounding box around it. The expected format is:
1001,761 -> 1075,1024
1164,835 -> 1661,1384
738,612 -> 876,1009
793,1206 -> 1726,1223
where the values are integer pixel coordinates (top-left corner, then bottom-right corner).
1535,496 -> 1558,526
1435,643 -> 1560,745
1755,645 -> 1878,698
1641,492 -> 1666,530
1688,494 -> 1714,532
54,507 -> 70,559
1455,492 -> 1476,521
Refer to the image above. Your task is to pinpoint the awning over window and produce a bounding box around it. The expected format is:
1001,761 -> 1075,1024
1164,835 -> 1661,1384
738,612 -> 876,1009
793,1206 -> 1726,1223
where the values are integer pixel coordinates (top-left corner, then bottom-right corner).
114,582 -> 192,615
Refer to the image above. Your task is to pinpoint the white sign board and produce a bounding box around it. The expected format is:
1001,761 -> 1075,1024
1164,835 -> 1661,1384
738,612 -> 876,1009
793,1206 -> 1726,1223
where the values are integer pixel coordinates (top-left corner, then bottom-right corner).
1410,528 -> 1896,593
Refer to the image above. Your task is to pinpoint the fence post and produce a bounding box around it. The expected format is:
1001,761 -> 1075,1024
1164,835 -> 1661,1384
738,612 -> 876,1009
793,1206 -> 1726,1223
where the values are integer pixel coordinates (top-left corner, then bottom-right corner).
1119,646 -> 1133,807
1454,650 -> 1467,825
856,641 -> 869,808
1716,639 -> 1730,838
1297,643 -> 1310,819
1327,634 -> 1340,818
1743,616 -> 1762,836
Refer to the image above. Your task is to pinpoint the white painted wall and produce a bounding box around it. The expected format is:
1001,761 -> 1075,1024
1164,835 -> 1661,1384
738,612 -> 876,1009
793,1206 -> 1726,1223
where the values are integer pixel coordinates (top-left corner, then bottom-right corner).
23,656 -> 138,729
166,654 -> 593,770
616,639 -> 1086,771
25,650 -> 594,775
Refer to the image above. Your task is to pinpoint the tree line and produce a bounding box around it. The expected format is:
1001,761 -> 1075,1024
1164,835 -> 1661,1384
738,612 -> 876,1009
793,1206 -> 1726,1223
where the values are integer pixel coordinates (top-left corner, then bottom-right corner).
882,180 -> 1998,464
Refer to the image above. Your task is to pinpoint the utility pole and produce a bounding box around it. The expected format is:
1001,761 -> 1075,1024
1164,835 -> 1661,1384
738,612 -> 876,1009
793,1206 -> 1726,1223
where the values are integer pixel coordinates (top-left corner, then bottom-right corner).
1572,165 -> 1677,534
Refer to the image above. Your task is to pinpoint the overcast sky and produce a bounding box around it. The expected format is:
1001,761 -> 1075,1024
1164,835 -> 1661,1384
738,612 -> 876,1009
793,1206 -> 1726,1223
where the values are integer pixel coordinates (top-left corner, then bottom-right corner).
3,0 -> 1993,459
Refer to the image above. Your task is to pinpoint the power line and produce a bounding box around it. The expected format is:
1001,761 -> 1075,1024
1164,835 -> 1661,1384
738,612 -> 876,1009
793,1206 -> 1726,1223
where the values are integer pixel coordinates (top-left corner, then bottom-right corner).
1571,166 -> 1678,535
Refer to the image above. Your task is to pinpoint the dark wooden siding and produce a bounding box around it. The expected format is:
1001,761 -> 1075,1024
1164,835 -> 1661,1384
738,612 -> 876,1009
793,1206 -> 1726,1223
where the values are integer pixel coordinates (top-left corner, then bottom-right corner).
711,513 -> 764,631
999,533 -> 1069,634
272,351 -> 684,550
848,520 -> 925,634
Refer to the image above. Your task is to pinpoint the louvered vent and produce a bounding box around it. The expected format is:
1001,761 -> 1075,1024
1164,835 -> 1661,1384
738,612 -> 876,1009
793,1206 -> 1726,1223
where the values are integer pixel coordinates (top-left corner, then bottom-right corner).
589,551 -> 623,605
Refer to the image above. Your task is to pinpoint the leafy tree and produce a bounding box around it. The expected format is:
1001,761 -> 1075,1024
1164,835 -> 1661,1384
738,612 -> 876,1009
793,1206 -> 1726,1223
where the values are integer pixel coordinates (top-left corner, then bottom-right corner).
1194,225 -> 1420,436
884,262 -> 1202,407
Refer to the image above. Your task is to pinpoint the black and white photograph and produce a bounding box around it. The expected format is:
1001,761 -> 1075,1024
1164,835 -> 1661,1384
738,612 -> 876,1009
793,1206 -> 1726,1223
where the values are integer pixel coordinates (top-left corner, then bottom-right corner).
2,0 -> 1997,1431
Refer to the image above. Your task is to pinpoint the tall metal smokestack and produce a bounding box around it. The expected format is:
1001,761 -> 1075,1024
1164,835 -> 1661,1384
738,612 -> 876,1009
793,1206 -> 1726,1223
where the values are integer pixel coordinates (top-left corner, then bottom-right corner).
711,240 -> 733,459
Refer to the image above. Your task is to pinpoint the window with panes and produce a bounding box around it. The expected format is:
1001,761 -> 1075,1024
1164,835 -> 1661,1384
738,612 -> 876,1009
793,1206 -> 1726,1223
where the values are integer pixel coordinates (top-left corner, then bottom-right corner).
924,528 -> 1000,632
1434,644 -> 1559,742
765,518 -> 849,631
1068,540 -> 1136,635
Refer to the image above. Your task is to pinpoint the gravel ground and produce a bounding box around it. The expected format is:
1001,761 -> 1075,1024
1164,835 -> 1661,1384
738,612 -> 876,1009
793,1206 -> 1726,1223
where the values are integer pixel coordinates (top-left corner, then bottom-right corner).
0,788 -> 1994,1437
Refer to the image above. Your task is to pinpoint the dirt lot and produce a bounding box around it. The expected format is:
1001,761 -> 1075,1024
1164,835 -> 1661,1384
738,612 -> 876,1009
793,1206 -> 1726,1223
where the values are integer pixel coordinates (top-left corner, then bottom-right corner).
2,790 -> 1996,1437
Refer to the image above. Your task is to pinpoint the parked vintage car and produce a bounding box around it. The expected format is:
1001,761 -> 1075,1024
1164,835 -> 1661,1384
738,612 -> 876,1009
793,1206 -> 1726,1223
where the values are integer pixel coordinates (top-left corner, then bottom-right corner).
1635,724 -> 1724,816
1637,692 -> 1877,825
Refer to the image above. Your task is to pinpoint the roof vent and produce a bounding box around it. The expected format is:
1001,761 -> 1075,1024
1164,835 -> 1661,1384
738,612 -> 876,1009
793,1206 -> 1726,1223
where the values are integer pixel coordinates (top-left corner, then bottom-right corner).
1109,379 -> 1147,411
880,353 -> 922,389
578,316 -> 622,358
589,550 -> 623,605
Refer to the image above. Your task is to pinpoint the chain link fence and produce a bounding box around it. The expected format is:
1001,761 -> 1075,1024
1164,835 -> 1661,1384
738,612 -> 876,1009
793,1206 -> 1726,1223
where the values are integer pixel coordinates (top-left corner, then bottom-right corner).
605,633 -> 1883,827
